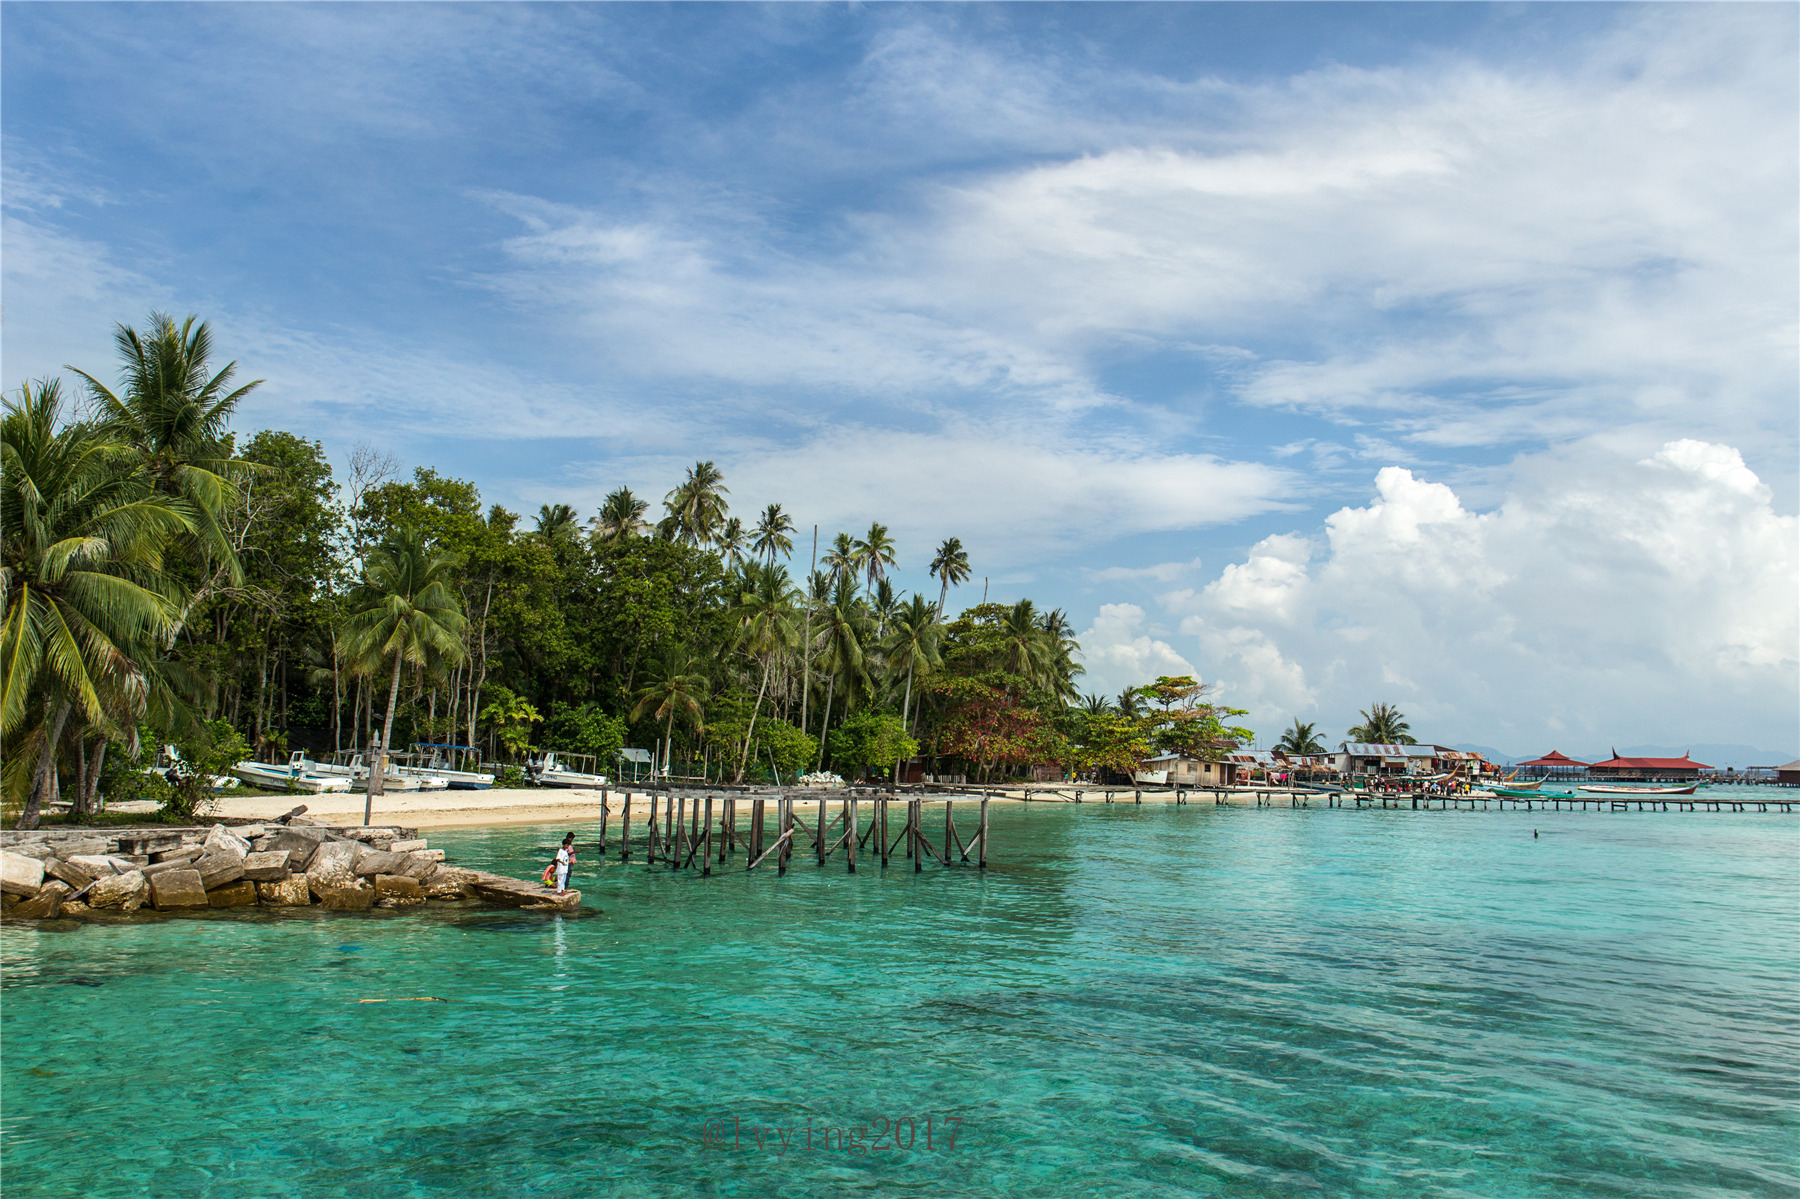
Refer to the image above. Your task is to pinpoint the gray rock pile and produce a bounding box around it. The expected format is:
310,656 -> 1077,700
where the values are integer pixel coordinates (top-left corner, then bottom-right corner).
1,820 -> 580,918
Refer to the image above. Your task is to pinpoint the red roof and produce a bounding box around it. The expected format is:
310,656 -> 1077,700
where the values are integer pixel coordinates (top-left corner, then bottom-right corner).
1518,750 -> 1587,767
1589,752 -> 1711,770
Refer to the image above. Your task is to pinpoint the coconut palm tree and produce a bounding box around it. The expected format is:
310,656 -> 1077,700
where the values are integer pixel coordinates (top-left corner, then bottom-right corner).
1276,719 -> 1327,754
1347,702 -> 1414,745
869,577 -> 899,637
630,653 -> 708,779
535,503 -> 580,543
1116,686 -> 1145,720
822,531 -> 857,585
658,461 -> 729,545
752,503 -> 795,564
71,312 -> 261,640
999,598 -> 1050,688
718,517 -> 747,566
342,530 -> 468,823
811,577 -> 871,771
929,537 -> 971,618
882,594 -> 942,783
853,522 -> 897,589
1080,692 -> 1112,715
2,379 -> 193,827
590,486 -> 650,543
727,561 -> 800,781
1037,607 -> 1084,703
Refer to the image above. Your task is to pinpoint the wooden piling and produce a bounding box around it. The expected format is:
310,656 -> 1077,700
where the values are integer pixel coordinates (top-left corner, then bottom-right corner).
978,796 -> 989,868
912,799 -> 923,873
1134,789 -> 1141,805
673,794 -> 687,871
598,790 -> 608,855
847,797 -> 858,873
778,797 -> 793,875
647,791 -> 660,863
878,796 -> 889,866
620,791 -> 631,863
702,795 -> 713,877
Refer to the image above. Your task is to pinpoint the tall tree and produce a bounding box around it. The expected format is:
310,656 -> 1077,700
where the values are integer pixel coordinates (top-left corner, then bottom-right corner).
822,531 -> 857,585
752,503 -> 795,564
1276,719 -> 1326,754
852,522 -> 897,589
343,530 -> 468,823
629,653 -> 707,779
810,577 -> 871,772
535,503 -> 579,543
71,312 -> 262,642
727,562 -> 799,782
882,593 -> 942,784
929,537 -> 971,618
2,380 -> 191,827
718,517 -> 747,566
658,461 -> 729,545
590,486 -> 649,544
1348,702 -> 1414,744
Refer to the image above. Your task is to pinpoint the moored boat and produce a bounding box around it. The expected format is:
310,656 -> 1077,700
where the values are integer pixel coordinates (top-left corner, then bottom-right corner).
527,751 -> 608,789
1577,784 -> 1697,796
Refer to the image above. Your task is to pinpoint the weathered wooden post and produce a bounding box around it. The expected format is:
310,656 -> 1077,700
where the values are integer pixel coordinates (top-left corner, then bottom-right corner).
719,797 -> 731,863
673,794 -> 687,871
877,795 -> 889,866
647,791 -> 660,863
912,799 -> 923,873
1134,788 -> 1141,804
944,799 -> 954,864
750,797 -> 765,863
620,792 -> 632,863
847,797 -> 858,873
702,795 -> 713,877
978,795 -> 989,868
598,791 -> 609,855
778,796 -> 793,876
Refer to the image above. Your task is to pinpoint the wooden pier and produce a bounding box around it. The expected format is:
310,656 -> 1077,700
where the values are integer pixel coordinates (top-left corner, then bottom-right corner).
588,787 -> 989,876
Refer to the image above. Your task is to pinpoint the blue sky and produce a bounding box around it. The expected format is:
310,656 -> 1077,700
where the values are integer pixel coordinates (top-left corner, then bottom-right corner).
5,3 -> 1795,757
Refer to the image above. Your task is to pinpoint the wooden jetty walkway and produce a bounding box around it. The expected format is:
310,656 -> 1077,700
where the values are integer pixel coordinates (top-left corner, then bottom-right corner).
1003,784 -> 1800,814
585,788 -> 988,876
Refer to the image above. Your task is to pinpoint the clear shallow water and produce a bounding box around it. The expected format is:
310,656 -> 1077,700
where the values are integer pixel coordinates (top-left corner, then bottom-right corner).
3,805 -> 1796,1198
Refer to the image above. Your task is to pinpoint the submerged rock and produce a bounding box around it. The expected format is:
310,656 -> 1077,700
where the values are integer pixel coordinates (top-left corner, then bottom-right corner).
257,876 -> 313,907
207,879 -> 259,908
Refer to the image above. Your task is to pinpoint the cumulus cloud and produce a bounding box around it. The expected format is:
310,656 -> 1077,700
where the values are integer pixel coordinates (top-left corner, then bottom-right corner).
1166,442 -> 1798,752
1074,604 -> 1198,699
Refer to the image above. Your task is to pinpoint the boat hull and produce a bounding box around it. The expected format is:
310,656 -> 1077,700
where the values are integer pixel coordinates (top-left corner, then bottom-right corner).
1578,784 -> 1697,796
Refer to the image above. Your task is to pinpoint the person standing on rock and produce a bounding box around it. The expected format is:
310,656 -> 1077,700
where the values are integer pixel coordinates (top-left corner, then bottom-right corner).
554,833 -> 576,894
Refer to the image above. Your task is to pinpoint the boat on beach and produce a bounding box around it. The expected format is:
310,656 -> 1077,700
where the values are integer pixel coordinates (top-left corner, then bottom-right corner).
405,743 -> 495,790
526,751 -> 608,789
232,754 -> 353,793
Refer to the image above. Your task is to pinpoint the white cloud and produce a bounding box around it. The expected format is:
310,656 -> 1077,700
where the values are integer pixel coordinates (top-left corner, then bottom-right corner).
1074,603 -> 1198,700
1164,441 -> 1798,752
1087,558 -> 1204,584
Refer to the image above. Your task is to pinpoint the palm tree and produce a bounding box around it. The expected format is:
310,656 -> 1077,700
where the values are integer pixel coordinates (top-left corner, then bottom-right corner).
658,461 -> 729,545
1117,686 -> 1145,720
852,522 -> 897,589
1037,607 -> 1084,703
1080,692 -> 1112,715
535,503 -> 579,543
752,503 -> 795,564
882,594 -> 942,784
999,598 -> 1049,687
630,653 -> 708,779
2,380 -> 192,827
1348,702 -> 1414,745
929,537 -> 971,618
1276,719 -> 1327,754
727,561 -> 799,781
590,486 -> 650,543
342,530 -> 468,823
811,577 -> 871,771
71,312 -> 261,641
822,531 -> 857,585
870,577 -> 899,637
717,517 -> 747,566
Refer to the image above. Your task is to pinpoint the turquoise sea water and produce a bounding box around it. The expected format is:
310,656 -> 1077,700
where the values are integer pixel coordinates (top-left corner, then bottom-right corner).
4,803 -> 1797,1198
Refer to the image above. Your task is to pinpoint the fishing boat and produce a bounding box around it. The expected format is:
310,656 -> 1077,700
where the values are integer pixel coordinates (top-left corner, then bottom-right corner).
232,753 -> 353,794
526,751 -> 608,789
1577,784 -> 1697,796
406,743 -> 495,790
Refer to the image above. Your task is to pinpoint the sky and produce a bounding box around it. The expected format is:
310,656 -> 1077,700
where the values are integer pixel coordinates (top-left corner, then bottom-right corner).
4,2 -> 1795,759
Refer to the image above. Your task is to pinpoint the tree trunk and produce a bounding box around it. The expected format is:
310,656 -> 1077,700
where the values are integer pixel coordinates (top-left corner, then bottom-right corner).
662,707 -> 676,780
17,700 -> 73,830
893,661 -> 915,787
366,650 -> 404,824
815,671 -> 836,773
736,657 -> 772,783
77,736 -> 107,818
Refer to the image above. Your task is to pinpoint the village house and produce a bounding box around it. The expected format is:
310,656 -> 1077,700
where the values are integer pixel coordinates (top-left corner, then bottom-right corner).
1586,752 -> 1711,781
1132,752 -> 1238,787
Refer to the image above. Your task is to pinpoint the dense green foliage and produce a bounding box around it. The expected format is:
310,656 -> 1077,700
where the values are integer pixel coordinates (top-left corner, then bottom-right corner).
3,314 -> 1257,824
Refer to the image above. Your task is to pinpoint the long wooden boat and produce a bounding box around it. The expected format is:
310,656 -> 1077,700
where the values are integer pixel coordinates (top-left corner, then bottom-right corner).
1491,785 -> 1564,800
1577,784 -> 1697,796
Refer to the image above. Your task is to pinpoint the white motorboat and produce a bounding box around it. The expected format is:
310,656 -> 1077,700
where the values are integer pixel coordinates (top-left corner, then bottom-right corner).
406,744 -> 495,790
527,751 -> 608,789
232,754 -> 352,793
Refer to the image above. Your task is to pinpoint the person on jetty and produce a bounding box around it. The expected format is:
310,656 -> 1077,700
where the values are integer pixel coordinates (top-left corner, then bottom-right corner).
554,834 -> 576,894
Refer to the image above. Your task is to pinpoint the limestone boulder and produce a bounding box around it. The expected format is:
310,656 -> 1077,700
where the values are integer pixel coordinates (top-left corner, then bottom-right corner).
67,854 -> 136,876
43,856 -> 96,889
59,900 -> 90,916
142,853 -> 203,878
257,876 -> 313,906
192,850 -> 245,890
351,848 -> 405,878
232,823 -> 267,841
1,851 -> 46,897
241,850 -> 292,882
373,874 -> 424,906
148,869 -> 208,910
9,880 -> 73,919
398,854 -> 437,880
148,844 -> 202,864
420,866 -> 477,899
267,828 -> 323,871
308,840 -> 357,877
9,841 -> 58,861
207,879 -> 259,907
202,824 -> 251,859
410,848 -> 446,863
88,870 -> 148,913
50,838 -> 109,859
389,838 -> 428,853
468,873 -> 581,913
308,872 -> 374,910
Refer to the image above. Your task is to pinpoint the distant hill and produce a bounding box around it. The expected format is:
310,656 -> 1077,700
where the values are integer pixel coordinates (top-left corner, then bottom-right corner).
1452,742 -> 1796,769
